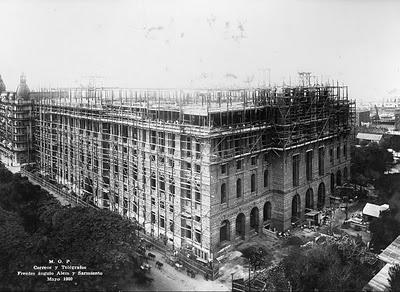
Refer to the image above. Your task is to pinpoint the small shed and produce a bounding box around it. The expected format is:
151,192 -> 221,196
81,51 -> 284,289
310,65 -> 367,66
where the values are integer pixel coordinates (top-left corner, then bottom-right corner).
305,210 -> 322,226
362,203 -> 390,221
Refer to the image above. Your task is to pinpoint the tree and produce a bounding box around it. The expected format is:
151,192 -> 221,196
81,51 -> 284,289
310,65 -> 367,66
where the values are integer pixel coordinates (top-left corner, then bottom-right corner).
351,143 -> 393,185
262,264 -> 291,292
0,163 -> 150,291
381,135 -> 400,152
280,237 -> 377,292
389,264 -> 400,292
369,213 -> 400,252
241,246 -> 270,270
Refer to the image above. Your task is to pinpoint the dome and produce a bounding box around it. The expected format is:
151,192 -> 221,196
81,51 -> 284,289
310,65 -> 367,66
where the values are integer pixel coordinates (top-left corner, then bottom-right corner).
0,75 -> 5,92
16,74 -> 30,100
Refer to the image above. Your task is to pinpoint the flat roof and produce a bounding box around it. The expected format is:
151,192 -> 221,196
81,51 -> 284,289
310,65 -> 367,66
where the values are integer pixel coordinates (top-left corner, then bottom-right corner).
306,210 -> 321,216
356,133 -> 383,141
363,203 -> 382,218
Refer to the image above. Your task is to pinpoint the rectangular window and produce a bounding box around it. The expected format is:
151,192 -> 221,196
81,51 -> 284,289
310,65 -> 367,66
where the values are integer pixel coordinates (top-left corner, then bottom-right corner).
236,159 -> 242,170
306,150 -> 313,181
250,174 -> 256,193
221,164 -> 227,174
337,145 -> 340,159
195,231 -> 202,243
343,143 -> 347,159
160,215 -> 165,228
160,201 -> 165,209
151,197 -> 155,206
151,212 -> 156,224
186,229 -> 192,239
293,154 -> 300,187
169,220 -> 174,232
318,147 -> 324,176
251,156 -> 257,166
195,190 -> 201,202
169,205 -> 174,213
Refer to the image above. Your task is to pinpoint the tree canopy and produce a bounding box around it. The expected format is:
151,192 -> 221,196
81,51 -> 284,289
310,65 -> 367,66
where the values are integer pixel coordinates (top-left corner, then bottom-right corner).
278,237 -> 377,292
0,164 -> 149,291
369,213 -> 400,252
351,143 -> 393,186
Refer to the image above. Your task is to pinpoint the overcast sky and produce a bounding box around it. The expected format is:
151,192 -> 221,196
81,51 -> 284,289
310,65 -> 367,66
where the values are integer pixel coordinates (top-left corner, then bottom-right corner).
0,0 -> 399,101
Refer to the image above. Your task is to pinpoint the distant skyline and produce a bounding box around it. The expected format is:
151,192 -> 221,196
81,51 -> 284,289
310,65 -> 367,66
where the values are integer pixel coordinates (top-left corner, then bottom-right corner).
0,0 -> 399,101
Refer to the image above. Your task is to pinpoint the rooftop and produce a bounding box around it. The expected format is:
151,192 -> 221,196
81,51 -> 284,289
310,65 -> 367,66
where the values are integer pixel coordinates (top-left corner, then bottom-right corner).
363,263 -> 391,292
356,133 -> 383,142
362,203 -> 389,218
379,235 -> 400,264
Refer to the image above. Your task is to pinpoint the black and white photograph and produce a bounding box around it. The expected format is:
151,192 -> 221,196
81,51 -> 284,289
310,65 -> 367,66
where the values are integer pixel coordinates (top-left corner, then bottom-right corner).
1,0 -> 400,291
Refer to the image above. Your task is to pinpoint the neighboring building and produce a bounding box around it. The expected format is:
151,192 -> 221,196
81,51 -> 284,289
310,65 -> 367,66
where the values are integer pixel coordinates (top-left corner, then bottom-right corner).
364,235 -> 400,291
0,74 -> 33,166
356,133 -> 383,144
357,110 -> 371,126
395,113 -> 400,131
0,74 -> 354,261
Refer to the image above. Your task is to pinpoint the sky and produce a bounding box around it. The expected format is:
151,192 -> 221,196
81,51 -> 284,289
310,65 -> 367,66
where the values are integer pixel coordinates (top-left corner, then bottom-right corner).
0,0 -> 399,101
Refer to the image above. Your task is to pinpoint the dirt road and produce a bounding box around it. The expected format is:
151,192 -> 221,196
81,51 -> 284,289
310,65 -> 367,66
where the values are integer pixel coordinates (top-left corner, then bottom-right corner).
127,250 -> 230,292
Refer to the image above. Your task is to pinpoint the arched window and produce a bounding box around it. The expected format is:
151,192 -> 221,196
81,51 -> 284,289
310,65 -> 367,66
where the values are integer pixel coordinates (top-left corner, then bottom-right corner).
220,220 -> 230,242
221,183 -> 227,204
264,169 -> 268,187
251,174 -> 256,192
343,167 -> 348,182
317,182 -> 326,210
263,202 -> 272,221
250,207 -> 260,231
336,170 -> 342,186
292,194 -> 301,223
305,188 -> 314,210
330,173 -> 335,193
236,213 -> 245,239
236,178 -> 242,198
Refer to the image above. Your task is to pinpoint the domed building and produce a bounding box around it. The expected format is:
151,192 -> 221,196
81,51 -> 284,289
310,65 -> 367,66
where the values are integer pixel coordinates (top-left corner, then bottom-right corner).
0,74 -> 33,167
16,74 -> 30,100
0,75 -> 6,93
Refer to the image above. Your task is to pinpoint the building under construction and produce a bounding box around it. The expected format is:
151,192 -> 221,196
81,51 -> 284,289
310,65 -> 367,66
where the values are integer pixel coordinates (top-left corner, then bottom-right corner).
0,73 -> 355,262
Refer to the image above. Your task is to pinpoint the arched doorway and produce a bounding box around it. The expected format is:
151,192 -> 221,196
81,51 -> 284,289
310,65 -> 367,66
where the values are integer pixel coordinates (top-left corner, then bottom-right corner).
317,182 -> 326,210
235,213 -> 245,240
305,188 -> 314,211
343,167 -> 348,182
220,220 -> 230,243
336,170 -> 342,186
330,173 -> 335,193
250,207 -> 260,232
291,194 -> 301,223
263,202 -> 272,221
